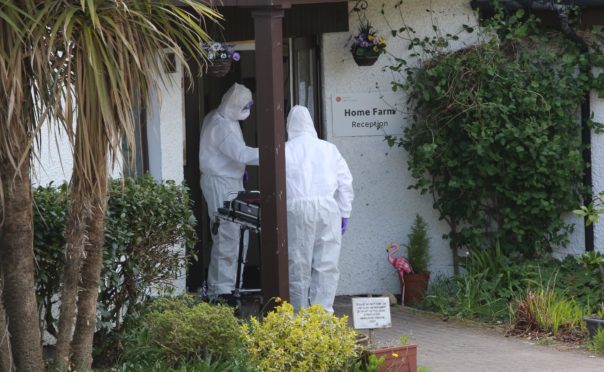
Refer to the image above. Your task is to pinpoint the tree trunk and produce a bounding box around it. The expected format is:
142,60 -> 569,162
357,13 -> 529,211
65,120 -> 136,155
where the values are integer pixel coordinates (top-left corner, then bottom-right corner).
0,271 -> 14,372
70,165 -> 108,371
0,161 -> 44,372
54,189 -> 88,370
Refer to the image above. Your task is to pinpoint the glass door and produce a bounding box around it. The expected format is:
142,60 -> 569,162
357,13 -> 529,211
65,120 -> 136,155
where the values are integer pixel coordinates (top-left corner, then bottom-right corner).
292,37 -> 322,138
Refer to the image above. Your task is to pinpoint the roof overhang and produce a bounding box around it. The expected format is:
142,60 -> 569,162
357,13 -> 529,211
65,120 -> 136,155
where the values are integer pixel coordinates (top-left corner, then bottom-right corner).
179,0 -> 347,8
471,0 -> 604,27
177,0 -> 348,40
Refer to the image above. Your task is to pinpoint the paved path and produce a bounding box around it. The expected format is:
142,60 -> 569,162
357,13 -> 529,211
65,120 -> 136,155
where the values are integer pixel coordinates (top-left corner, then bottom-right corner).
334,297 -> 604,372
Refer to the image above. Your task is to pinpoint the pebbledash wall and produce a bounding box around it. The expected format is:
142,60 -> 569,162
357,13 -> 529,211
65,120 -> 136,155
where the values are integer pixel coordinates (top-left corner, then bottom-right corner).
323,0 -> 594,295
33,0 -> 602,297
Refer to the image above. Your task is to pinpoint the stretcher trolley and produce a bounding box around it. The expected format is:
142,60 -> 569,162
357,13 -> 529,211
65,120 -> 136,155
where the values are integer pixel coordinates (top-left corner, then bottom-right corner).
213,191 -> 262,316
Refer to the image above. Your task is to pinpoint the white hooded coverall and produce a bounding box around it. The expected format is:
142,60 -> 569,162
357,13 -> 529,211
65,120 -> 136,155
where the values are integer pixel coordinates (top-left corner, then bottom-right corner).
285,105 -> 354,313
199,83 -> 259,296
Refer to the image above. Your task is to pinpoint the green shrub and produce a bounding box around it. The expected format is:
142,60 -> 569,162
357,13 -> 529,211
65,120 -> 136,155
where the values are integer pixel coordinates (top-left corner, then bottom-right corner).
385,6 -> 604,258
33,183 -> 69,337
421,254 -> 604,324
588,329 -> 604,354
120,296 -> 243,368
146,296 -> 241,364
242,302 -> 359,371
406,214 -> 430,274
110,355 -> 244,372
99,176 -> 196,330
574,251 -> 604,283
33,175 -> 197,358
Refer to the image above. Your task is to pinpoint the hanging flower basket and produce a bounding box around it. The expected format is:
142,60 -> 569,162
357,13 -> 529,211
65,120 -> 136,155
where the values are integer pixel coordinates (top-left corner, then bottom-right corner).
202,42 -> 240,78
206,58 -> 232,77
352,53 -> 380,66
349,12 -> 386,67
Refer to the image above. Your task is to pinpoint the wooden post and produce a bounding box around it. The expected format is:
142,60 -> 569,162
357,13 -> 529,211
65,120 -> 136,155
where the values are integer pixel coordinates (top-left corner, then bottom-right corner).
253,8 -> 290,304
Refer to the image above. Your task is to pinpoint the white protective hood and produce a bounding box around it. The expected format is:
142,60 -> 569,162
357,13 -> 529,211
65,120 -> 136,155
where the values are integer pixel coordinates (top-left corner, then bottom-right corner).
217,83 -> 252,121
287,105 -> 318,139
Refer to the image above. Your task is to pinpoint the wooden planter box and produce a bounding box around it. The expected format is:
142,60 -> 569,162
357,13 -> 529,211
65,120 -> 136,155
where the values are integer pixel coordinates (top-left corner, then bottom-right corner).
372,344 -> 417,372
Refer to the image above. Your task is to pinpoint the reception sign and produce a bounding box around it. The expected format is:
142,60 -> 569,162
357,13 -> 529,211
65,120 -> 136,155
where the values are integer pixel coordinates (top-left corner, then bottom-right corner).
331,92 -> 405,137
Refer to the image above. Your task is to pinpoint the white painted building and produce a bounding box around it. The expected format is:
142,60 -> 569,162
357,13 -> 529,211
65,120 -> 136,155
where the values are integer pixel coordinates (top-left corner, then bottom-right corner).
34,0 -> 604,297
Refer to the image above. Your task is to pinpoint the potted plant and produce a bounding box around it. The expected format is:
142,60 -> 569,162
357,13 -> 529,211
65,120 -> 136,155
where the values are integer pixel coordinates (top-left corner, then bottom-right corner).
350,17 -> 386,66
202,42 -> 240,77
403,214 -> 430,305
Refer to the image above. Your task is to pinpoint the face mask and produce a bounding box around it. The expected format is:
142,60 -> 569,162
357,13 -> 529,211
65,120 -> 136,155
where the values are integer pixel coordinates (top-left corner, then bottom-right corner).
237,109 -> 250,121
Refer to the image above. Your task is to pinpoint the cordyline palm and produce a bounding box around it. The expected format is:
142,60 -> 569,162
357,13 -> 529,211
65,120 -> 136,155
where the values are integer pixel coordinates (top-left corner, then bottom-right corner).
40,1 -> 220,370
0,1 -> 217,369
1,2 -> 67,371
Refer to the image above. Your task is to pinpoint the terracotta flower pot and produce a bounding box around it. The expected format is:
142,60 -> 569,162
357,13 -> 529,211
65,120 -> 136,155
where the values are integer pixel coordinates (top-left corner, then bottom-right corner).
402,272 -> 430,306
372,344 -> 417,372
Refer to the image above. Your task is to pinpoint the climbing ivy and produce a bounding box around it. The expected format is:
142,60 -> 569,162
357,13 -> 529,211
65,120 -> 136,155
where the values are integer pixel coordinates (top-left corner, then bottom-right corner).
384,4 -> 604,259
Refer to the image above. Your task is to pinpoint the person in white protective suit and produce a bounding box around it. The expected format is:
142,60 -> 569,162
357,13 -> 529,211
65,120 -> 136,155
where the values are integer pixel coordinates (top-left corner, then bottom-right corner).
285,105 -> 354,313
199,82 -> 258,297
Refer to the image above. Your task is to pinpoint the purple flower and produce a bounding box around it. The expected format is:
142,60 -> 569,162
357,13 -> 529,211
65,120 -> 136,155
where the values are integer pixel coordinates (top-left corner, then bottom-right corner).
232,52 -> 241,62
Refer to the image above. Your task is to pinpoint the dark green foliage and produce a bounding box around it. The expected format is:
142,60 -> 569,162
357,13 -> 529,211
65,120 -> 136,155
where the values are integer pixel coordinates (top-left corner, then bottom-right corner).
98,176 -> 196,330
421,253 -> 604,323
406,214 -> 430,273
33,175 -> 197,356
34,183 -> 69,338
385,6 -> 604,257
118,296 -> 244,369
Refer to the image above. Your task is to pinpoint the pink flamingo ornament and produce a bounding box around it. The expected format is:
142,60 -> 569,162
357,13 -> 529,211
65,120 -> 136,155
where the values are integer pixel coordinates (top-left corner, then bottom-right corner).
386,243 -> 413,279
387,243 -> 413,306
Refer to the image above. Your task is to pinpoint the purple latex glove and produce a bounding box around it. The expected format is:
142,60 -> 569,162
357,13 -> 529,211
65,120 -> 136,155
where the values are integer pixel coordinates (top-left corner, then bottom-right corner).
341,218 -> 349,235
243,170 -> 249,186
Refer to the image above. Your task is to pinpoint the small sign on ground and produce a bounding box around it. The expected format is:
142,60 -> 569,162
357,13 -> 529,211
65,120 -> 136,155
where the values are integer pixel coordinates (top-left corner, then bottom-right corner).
352,297 -> 392,329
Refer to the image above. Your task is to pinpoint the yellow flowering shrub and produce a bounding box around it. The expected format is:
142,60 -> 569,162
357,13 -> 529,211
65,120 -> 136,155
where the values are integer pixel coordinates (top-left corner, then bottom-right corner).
241,302 -> 360,371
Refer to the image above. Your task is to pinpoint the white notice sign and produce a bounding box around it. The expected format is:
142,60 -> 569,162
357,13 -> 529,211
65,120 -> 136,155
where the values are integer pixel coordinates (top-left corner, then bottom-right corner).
352,297 -> 392,329
332,93 -> 405,137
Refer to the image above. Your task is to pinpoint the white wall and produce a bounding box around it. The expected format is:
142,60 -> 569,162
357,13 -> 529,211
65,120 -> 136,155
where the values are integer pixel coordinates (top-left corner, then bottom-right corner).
33,124 -> 122,185
322,0 -> 480,295
322,0 -> 594,295
591,91 -> 604,254
146,58 -> 187,293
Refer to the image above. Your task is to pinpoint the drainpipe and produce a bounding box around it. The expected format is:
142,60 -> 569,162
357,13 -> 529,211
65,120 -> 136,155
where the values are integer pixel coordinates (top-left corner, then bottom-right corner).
470,0 -> 597,252
556,8 -> 594,252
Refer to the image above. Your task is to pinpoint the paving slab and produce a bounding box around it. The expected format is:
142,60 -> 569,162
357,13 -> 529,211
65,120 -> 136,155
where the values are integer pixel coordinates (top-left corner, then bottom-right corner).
334,296 -> 604,372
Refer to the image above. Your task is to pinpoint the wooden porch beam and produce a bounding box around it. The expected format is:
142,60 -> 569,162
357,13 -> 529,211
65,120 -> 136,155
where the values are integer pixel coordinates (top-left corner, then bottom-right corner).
203,0 -> 344,7
253,8 -> 290,304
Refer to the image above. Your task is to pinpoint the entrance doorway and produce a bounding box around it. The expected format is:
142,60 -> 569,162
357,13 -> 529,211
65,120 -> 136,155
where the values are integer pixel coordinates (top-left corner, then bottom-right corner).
184,37 -> 322,292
